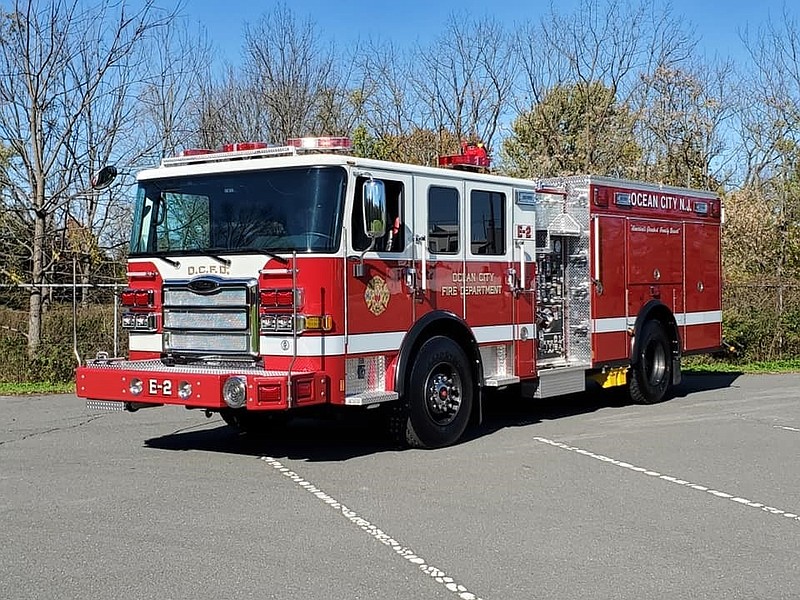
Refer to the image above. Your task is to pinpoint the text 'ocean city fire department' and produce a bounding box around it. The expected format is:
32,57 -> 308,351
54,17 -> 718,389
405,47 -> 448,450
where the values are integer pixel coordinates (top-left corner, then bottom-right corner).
78,137 -> 723,448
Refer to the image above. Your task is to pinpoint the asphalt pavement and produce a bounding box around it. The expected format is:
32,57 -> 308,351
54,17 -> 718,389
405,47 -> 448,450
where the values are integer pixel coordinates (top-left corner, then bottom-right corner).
1,373 -> 798,600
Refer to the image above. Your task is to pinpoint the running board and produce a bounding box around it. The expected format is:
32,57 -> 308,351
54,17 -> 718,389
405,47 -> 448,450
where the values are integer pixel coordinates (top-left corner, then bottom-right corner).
86,400 -> 126,412
483,375 -> 520,388
344,391 -> 400,406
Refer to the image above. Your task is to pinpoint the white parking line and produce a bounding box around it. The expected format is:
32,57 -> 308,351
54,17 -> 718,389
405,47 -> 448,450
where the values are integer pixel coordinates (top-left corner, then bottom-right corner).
260,456 -> 486,600
533,437 -> 800,523
774,425 -> 800,432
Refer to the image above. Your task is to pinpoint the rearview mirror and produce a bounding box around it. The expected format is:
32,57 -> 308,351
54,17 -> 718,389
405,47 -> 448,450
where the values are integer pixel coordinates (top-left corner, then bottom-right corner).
363,179 -> 386,239
91,165 -> 118,190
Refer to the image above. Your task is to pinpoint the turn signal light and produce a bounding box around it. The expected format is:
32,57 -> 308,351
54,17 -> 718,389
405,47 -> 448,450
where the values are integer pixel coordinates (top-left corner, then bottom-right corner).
300,315 -> 333,331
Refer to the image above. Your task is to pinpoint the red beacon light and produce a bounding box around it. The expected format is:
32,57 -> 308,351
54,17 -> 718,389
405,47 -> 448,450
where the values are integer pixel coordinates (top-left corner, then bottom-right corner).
222,142 -> 269,152
438,141 -> 490,170
287,136 -> 352,151
180,148 -> 215,157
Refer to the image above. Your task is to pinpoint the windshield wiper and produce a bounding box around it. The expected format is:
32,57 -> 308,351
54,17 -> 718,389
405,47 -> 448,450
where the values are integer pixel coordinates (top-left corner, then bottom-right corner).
206,253 -> 232,267
231,248 -> 289,265
203,247 -> 289,266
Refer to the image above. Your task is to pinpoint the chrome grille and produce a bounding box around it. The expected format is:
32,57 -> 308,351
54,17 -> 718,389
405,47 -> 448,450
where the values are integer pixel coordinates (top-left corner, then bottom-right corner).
165,332 -> 250,353
164,287 -> 248,307
163,309 -> 248,330
162,279 -> 258,356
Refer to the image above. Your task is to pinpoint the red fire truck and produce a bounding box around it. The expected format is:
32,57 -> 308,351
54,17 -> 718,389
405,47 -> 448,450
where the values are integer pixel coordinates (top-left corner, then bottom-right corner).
77,137 -> 723,448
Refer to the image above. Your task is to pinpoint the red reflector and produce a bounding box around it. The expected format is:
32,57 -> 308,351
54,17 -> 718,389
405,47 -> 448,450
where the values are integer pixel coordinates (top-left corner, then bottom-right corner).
223,142 -> 268,152
295,380 -> 313,401
258,383 -> 283,404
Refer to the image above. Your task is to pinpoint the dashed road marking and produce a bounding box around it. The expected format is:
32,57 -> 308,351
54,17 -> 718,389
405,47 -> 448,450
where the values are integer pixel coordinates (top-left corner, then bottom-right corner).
774,425 -> 800,432
260,456 -> 485,600
533,437 -> 800,523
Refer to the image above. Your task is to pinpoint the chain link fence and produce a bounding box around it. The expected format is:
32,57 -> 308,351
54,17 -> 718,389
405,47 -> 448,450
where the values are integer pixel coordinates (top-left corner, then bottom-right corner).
1,278 -> 798,384
722,281 -> 800,361
0,281 -> 126,384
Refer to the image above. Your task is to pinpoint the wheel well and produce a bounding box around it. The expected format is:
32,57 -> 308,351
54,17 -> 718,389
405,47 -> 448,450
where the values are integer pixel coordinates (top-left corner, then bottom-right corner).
631,300 -> 681,366
395,311 -> 482,399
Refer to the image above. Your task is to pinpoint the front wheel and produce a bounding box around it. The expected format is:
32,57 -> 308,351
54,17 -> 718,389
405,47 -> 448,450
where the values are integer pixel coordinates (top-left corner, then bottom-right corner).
395,336 -> 475,449
629,319 -> 673,404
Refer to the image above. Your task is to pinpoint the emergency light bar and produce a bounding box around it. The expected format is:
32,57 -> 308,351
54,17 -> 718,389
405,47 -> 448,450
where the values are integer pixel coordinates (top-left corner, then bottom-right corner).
287,136 -> 352,150
162,136 -> 352,168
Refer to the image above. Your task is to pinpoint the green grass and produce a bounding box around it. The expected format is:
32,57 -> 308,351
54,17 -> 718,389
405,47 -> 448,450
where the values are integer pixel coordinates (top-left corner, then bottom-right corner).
0,381 -> 75,395
683,357 -> 800,374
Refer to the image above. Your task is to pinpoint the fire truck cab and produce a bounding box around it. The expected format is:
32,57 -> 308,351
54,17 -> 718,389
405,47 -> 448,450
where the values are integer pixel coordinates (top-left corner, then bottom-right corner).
78,138 -> 722,448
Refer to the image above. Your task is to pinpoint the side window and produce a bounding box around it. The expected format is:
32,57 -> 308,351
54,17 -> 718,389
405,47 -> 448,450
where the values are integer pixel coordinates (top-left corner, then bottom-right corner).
428,186 -> 459,254
352,177 -> 405,252
470,190 -> 505,255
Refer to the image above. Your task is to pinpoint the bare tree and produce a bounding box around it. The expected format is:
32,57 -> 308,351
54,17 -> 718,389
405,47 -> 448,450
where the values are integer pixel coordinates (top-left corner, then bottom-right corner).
242,4 -> 339,141
137,17 -> 212,160
635,60 -> 733,187
513,0 -> 697,174
411,13 -> 516,155
0,0 -> 172,356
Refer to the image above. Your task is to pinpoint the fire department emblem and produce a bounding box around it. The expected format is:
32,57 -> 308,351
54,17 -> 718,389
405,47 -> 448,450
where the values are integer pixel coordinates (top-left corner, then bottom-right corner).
364,276 -> 390,316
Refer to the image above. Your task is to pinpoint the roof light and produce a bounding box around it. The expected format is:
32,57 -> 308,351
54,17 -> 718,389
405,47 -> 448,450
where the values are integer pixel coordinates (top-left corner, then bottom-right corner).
286,137 -> 352,151
180,148 -> 214,157
222,142 -> 268,152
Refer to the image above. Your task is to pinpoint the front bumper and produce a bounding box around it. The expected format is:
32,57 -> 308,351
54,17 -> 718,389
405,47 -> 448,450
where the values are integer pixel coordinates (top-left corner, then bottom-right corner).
77,359 -> 325,411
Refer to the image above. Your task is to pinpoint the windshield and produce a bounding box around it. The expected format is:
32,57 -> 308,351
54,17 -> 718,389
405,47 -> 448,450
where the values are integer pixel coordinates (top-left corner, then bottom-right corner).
129,166 -> 347,255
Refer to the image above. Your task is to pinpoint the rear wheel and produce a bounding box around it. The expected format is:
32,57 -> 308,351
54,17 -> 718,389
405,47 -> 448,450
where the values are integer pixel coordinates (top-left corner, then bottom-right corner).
393,336 -> 474,449
629,319 -> 672,404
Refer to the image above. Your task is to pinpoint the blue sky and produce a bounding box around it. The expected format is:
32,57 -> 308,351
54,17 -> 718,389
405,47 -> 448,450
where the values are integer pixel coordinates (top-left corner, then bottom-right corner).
183,0 -> 791,65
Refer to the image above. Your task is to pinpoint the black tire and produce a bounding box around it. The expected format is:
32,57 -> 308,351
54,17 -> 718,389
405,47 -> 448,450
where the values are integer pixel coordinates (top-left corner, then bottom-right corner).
629,319 -> 672,404
394,336 -> 474,449
220,409 -> 289,434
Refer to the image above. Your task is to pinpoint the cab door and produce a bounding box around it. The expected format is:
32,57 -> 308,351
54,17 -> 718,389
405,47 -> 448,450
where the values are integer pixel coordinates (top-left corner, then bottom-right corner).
463,181 -> 520,365
346,171 -> 415,352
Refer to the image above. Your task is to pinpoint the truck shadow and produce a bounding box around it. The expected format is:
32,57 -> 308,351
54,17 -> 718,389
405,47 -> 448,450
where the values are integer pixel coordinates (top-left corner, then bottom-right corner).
144,372 -> 742,461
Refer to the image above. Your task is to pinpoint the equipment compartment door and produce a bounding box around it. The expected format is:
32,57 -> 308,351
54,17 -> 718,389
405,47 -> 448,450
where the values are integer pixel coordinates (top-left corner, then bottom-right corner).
683,221 -> 722,351
512,190 -> 537,375
535,237 -> 569,364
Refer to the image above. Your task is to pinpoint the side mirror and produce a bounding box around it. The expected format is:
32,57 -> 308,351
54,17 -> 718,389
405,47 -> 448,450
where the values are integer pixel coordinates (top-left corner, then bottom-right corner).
363,179 -> 386,239
91,165 -> 118,190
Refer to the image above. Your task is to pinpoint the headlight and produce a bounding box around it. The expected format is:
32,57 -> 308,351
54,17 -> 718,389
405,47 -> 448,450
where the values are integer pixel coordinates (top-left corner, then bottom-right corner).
178,381 -> 192,400
222,376 -> 247,409
129,378 -> 143,396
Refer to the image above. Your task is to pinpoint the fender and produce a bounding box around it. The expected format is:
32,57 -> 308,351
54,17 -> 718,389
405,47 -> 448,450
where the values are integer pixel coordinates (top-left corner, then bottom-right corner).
395,310 -> 484,423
